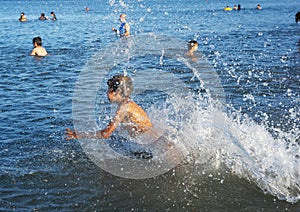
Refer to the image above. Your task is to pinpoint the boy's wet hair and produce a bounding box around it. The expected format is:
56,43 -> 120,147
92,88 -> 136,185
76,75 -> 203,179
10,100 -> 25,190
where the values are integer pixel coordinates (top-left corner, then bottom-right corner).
33,37 -> 42,46
188,40 -> 198,46
107,75 -> 133,97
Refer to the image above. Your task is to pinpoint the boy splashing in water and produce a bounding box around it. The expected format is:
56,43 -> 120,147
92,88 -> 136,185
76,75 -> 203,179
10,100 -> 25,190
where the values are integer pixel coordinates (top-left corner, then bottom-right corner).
66,75 -> 152,140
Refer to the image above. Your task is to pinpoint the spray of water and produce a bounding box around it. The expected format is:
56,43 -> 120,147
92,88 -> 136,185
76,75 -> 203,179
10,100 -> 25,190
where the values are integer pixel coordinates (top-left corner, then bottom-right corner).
73,33 -> 299,203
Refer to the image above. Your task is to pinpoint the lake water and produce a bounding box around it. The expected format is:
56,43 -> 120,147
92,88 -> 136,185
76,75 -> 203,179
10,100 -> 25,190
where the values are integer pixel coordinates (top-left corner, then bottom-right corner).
0,0 -> 300,211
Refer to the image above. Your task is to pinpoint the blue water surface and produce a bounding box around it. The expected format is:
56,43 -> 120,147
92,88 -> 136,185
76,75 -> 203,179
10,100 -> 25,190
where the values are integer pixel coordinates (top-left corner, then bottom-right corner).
0,0 -> 300,210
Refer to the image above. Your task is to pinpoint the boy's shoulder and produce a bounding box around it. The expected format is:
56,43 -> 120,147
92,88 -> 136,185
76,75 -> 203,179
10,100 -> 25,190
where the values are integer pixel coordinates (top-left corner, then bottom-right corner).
119,100 -> 141,110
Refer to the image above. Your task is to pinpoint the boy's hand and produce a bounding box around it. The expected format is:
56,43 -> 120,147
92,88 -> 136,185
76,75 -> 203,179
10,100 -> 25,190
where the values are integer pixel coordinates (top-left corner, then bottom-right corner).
65,128 -> 78,140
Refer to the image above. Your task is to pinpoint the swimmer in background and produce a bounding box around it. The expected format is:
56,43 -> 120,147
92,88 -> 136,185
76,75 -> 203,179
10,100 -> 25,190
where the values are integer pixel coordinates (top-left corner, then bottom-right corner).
19,12 -> 27,22
256,4 -> 262,10
85,7 -> 90,12
50,12 -> 57,21
30,37 -> 48,57
186,40 -> 199,62
39,13 -> 49,20
66,75 -> 153,140
295,11 -> 300,23
112,14 -> 130,38
238,4 -> 241,10
233,5 -> 238,10
224,6 -> 232,11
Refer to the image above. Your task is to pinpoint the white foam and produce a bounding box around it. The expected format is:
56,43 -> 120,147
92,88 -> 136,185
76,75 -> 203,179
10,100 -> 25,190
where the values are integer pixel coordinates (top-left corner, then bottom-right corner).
149,93 -> 300,203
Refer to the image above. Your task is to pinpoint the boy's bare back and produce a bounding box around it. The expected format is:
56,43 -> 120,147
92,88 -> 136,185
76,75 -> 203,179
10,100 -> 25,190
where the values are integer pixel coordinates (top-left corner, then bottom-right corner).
30,46 -> 48,57
115,100 -> 152,136
30,37 -> 48,57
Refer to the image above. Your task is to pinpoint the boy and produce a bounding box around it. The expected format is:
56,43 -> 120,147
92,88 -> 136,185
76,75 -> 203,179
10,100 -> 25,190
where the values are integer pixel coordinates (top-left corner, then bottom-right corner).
30,37 -> 48,57
66,75 -> 152,140
186,40 -> 198,56
112,14 -> 130,38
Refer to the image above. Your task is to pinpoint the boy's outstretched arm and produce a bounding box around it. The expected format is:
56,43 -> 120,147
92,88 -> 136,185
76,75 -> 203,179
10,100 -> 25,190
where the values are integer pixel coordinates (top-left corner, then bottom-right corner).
65,108 -> 124,140
65,128 -> 103,140
65,123 -> 117,140
100,107 -> 125,138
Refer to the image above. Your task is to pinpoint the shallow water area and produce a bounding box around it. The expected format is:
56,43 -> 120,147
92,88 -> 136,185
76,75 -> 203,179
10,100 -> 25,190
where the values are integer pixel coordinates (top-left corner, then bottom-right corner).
0,0 -> 300,211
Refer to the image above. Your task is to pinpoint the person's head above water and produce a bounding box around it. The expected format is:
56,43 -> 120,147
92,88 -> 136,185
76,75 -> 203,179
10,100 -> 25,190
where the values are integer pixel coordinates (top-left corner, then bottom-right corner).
33,36 -> 43,46
107,75 -> 133,99
188,40 -> 198,47
119,13 -> 126,22
187,40 -> 199,52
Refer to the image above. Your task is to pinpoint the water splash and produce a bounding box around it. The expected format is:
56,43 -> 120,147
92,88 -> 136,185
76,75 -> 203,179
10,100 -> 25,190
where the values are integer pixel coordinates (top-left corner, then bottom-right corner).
75,33 -> 299,202
151,92 -> 300,203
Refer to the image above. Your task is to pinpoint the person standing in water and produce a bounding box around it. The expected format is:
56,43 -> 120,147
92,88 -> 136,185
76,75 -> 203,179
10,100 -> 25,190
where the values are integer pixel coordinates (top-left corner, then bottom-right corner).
186,40 -> 199,62
186,40 -> 198,56
50,12 -> 57,21
112,14 -> 130,38
39,13 -> 49,20
30,37 -> 48,57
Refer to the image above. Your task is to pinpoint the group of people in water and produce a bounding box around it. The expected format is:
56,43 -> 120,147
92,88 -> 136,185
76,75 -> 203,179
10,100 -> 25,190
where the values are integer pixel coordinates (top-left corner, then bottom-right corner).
224,4 -> 241,11
19,11 -> 57,22
223,4 -> 262,11
22,11 -> 194,156
24,12 -> 133,57
22,5 -> 299,161
19,11 -> 57,56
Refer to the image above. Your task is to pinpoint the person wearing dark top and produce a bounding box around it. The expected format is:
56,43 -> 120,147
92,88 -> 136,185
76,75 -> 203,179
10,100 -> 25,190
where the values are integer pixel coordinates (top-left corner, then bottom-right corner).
50,12 -> 57,21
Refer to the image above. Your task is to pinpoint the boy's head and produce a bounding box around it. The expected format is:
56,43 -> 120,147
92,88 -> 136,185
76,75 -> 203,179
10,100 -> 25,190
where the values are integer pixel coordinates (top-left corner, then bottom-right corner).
33,37 -> 42,46
188,40 -> 198,50
107,75 -> 133,98
119,14 -> 126,22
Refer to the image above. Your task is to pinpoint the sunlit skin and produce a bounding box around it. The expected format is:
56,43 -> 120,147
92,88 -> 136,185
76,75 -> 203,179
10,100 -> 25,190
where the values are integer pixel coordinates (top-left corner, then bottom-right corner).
19,13 -> 27,22
66,77 -> 152,140
30,37 -> 48,57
